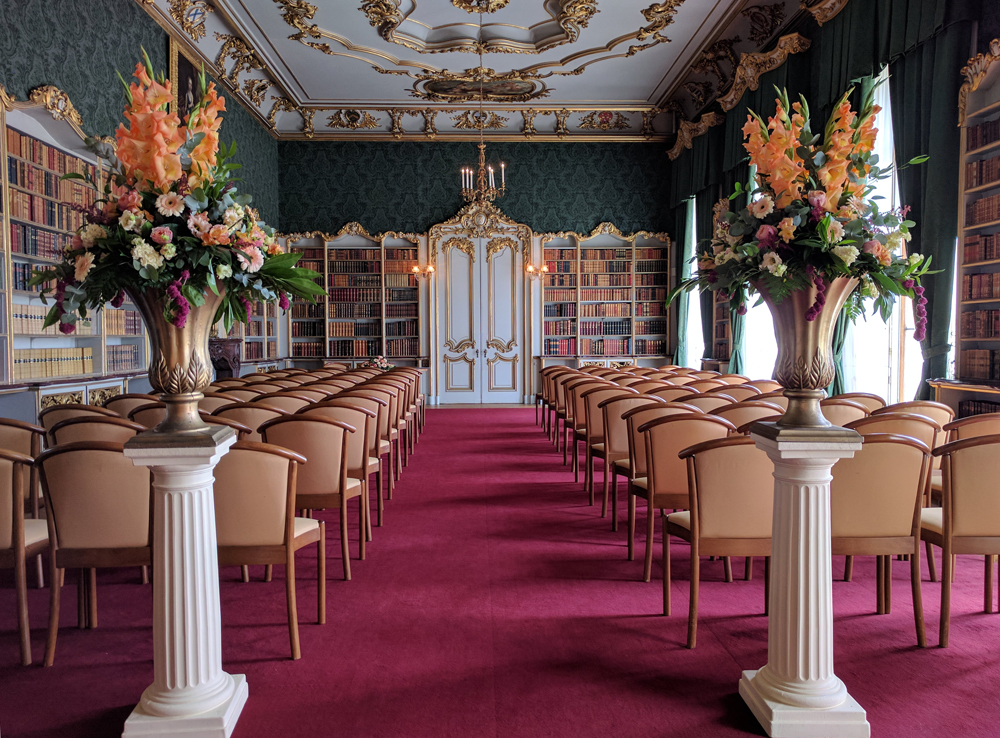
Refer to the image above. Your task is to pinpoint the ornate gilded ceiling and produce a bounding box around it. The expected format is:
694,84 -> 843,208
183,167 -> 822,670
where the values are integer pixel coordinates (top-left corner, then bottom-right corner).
135,0 -> 824,141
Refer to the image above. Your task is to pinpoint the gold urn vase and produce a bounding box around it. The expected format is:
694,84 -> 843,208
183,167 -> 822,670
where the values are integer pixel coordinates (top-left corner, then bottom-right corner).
753,276 -> 858,429
127,287 -> 225,435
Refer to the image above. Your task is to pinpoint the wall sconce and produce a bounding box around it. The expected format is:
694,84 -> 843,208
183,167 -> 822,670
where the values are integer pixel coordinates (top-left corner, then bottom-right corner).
525,263 -> 549,281
411,264 -> 435,281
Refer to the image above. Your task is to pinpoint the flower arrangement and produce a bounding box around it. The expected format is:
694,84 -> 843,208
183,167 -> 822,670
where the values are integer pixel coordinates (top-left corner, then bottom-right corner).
670,86 -> 933,339
360,356 -> 391,370
30,51 -> 324,333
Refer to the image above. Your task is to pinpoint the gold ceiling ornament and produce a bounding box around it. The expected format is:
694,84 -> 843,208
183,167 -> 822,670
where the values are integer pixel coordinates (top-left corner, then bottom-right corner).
274,0 -> 335,55
741,3 -> 785,46
168,0 -> 214,42
717,33 -> 811,111
557,0 -> 599,43
451,0 -> 510,12
214,32 -> 264,85
359,0 -> 403,43
626,0 -> 686,57
453,110 -> 509,130
26,86 -> 84,127
387,109 -> 406,138
799,0 -> 851,26
242,78 -> 271,106
959,38 -> 1000,126
578,111 -> 630,131
640,107 -> 661,138
682,81 -> 712,110
662,100 -> 686,122
327,109 -> 380,130
667,111 -> 724,160
520,108 -> 541,138
409,66 -> 553,103
415,109 -> 438,138
552,108 -> 571,138
690,36 -> 741,87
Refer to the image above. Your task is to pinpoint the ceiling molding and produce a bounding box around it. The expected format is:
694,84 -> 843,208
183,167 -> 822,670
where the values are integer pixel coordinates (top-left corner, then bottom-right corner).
667,110 -> 724,160
799,0 -> 851,27
717,32 -> 811,111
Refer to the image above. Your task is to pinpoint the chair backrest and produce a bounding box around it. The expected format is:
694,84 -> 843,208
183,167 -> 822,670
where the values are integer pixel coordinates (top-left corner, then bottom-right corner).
318,379 -> 358,390
287,388 -> 333,403
683,394 -> 736,413
50,416 -> 145,445
615,377 -> 647,387
820,399 -> 869,427
213,442 -> 306,547
664,375 -> 697,386
640,415 -> 735,496
844,413 -> 940,452
649,386 -> 701,403
669,367 -> 695,375
566,378 -> 608,429
212,379 -> 247,388
202,415 -> 254,441
734,416 -> 783,434
242,374 -> 273,382
711,401 -> 785,429
259,416 -> 354,502
599,395 -> 661,456
744,380 -> 783,392
219,387 -> 267,402
199,392 -> 238,413
590,368 -> 616,377
680,436 -> 774,539
686,379 -> 727,392
213,403 -> 289,442
37,442 -> 151,550
755,391 -> 789,410
716,374 -> 749,385
875,401 -> 955,467
690,371 -> 721,379
936,435 -> 1000,538
834,392 -> 886,413
583,385 -> 638,442
102,394 -> 158,418
298,403 -> 374,474
830,433 -> 928,539
645,372 -> 672,380
362,384 -> 403,426
337,392 -> 390,441
249,383 -> 286,394
629,367 -> 656,376
707,384 -> 761,402
252,393 -> 312,414
0,418 -> 44,457
944,413 -> 1000,441
38,404 -> 118,434
128,403 -> 166,429
261,379 -> 298,388
553,371 -> 581,412
0,449 -> 34,551
629,381 -> 669,394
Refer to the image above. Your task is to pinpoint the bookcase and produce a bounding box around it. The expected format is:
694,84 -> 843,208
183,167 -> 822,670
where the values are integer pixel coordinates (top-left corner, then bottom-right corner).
286,234 -> 327,361
712,291 -> 732,361
539,226 -> 670,366
227,301 -> 278,366
382,234 -> 420,362
0,87 -> 149,386
930,39 -> 1000,417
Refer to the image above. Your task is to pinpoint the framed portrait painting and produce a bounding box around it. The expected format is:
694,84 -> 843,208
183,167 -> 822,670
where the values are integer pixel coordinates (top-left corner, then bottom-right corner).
169,37 -> 201,121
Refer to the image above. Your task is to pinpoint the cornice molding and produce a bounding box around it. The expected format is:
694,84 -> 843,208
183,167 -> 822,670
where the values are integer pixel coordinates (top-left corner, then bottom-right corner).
799,0 -> 850,27
959,38 -> 1000,127
667,111 -> 724,161
539,223 -> 671,245
717,33 -> 811,112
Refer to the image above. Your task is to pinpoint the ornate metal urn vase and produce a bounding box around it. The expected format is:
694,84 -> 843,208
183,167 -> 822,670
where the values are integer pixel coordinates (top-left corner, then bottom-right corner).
753,277 -> 858,429
127,287 -> 225,435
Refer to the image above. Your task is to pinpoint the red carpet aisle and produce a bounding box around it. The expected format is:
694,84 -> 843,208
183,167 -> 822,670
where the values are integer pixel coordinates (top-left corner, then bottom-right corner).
2,408 -> 1000,736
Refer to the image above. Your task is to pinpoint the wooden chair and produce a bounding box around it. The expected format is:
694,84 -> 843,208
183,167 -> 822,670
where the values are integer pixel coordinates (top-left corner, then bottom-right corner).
213,441 -> 324,660
36,442 -> 152,666
660,365 -> 686,373
199,392 -> 239,413
253,393 -> 313,414
690,371 -> 722,379
596,394 -> 662,522
260,416 -> 361,580
744,380 -> 783,393
202,416 -> 254,441
0,449 -> 45,664
616,377 -> 647,388
711,401 -> 785,430
250,383 -> 286,394
682,394 -> 736,414
128,402 -> 167,430
706,384 -> 761,402
629,381 -> 669,394
582,385 -> 637,505
831,433 -> 929,646
0,419 -> 46,587
666,436 -> 774,647
755,391 -> 789,410
212,379 -> 248,388
632,414 -> 735,582
921,434 -> 1000,646
645,372 -> 673,380
649,386 -> 701,403
876,401 -> 955,513
346,386 -> 402,480
38,405 -> 118,444
819,398 -> 869,426
716,374 -> 749,385
260,379 -> 299,389
49,416 -> 145,445
564,377 -> 609,473
102,393 -> 158,418
363,383 -> 410,470
213,403 -> 290,442
338,392 -> 394,500
944,413 -> 1000,441
687,381 -> 727,393
242,374 -> 274,383
664,375 -> 698,386
219,387 -> 267,403
286,388 -> 333,403
551,371 -> 581,451
834,392 -> 887,414
734,416 -> 783,434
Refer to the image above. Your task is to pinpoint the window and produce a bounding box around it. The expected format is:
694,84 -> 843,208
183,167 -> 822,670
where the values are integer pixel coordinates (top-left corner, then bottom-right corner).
681,197 -> 704,367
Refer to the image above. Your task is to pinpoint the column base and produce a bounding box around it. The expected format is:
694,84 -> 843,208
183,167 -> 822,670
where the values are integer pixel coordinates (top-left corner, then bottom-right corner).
740,670 -> 870,738
122,674 -> 248,738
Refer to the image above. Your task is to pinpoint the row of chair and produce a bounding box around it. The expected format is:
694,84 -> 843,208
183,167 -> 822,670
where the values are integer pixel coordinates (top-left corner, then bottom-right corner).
536,364 -> 1000,648
3,363 -> 427,666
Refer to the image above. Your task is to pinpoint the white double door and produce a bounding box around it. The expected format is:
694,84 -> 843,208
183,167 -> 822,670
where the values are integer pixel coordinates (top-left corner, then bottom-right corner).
438,235 -> 524,404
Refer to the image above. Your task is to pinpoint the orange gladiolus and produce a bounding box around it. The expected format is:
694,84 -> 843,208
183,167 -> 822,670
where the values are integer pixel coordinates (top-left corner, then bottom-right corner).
115,64 -> 184,192
185,82 -> 226,189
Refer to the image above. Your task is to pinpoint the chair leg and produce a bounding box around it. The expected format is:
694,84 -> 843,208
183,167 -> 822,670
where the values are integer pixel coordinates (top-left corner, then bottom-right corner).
687,547 -> 700,649
573,435 -> 580,484
241,565 -> 250,583
876,556 -> 885,614
359,495 -> 367,561
611,467 -> 619,533
940,542 -> 952,647
363,480 -> 372,543
911,546 -> 926,647
36,554 -> 45,589
562,426 -> 569,465
265,565 -> 273,583
44,561 -> 61,667
601,460 -> 609,518
764,557 -> 770,616
141,565 -> 149,585
88,568 -> 98,629
77,569 -> 87,629
986,556 -> 994,615
340,501 -> 352,581
585,447 -> 594,505
387,449 -> 395,498
317,521 -> 326,625
723,557 -> 733,583
643,500 -> 655,583
627,491 -> 636,562
663,523 -> 671,616
844,555 -> 854,582
15,548 -> 30,666
926,541 -> 938,582
745,556 -> 753,581
285,552 -> 301,661
376,467 -> 384,527
884,556 -> 892,615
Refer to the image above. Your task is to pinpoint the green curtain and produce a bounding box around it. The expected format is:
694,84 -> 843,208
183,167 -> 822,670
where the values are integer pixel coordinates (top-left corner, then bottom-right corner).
694,188 -> 720,358
672,199 -> 694,367
826,311 -> 851,396
889,19 -> 974,398
729,308 -> 747,375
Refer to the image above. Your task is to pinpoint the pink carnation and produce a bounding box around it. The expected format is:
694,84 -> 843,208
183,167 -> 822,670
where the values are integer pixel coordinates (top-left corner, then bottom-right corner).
118,190 -> 142,213
187,212 -> 211,237
151,226 -> 173,245
807,190 -> 827,209
756,224 -> 778,248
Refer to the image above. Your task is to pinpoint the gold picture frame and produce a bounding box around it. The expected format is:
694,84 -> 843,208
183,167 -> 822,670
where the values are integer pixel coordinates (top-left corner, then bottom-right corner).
168,36 -> 202,120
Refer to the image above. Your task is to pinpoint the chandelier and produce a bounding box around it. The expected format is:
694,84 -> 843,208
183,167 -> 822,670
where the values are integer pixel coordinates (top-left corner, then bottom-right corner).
460,5 -> 506,203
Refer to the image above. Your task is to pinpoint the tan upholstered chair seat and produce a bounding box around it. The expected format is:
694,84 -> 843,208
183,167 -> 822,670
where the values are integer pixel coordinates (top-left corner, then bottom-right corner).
613,458 -> 630,474
293,517 -> 321,538
632,477 -> 647,491
379,439 -> 391,454
24,519 -> 48,548
591,443 -> 605,453
920,508 -> 943,535
666,511 -> 690,530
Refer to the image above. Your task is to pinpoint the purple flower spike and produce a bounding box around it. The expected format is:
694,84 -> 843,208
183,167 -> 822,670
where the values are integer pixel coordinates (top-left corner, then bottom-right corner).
111,291 -> 126,308
278,293 -> 290,311
58,322 -> 75,335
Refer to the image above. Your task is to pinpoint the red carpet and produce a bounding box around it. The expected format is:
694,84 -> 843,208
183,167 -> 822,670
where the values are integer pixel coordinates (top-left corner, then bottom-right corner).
2,407 -> 1000,736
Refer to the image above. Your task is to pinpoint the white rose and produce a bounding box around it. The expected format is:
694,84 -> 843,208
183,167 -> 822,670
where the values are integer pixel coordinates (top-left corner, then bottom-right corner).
832,244 -> 859,267
761,251 -> 784,275
886,230 -> 911,252
80,224 -> 107,248
908,253 -> 923,266
119,210 -> 145,233
216,263 -> 233,279
772,263 -> 787,277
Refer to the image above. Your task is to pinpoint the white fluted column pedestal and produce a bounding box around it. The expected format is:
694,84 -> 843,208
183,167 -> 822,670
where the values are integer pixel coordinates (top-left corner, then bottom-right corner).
122,427 -> 246,738
740,424 -> 870,738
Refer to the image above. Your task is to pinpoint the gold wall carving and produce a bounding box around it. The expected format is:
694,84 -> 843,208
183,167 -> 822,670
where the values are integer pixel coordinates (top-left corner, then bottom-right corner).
445,338 -> 476,353
487,354 -> 518,391
452,0 -> 510,12
444,354 -> 476,392
40,392 -> 85,409
169,0 -> 213,42
486,236 -> 518,259
959,38 -> 1000,126
453,111 -> 509,130
691,36 -> 741,88
627,0 -> 686,57
336,222 -> 377,239
741,3 -> 785,46
682,81 -> 712,109
242,78 -> 271,106
717,33 -> 812,112
800,0 -> 851,26
27,86 -> 83,127
214,32 -> 264,86
578,111 -> 629,131
443,237 -> 477,262
88,386 -> 122,406
326,110 -> 380,130
667,111 -> 724,160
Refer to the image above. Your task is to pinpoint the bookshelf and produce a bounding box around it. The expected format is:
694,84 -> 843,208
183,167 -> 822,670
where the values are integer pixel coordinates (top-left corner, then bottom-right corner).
0,87 -> 149,388
286,234 -> 327,361
227,300 -> 278,366
712,290 -> 732,361
382,233 -> 420,362
538,225 -> 670,367
934,39 -> 1000,417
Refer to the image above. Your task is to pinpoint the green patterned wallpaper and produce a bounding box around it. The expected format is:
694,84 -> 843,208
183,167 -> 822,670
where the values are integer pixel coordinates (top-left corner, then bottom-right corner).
0,0 -> 279,224
278,141 -> 671,235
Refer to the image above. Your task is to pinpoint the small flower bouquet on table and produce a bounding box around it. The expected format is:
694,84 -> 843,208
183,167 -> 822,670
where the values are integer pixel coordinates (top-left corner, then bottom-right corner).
29,51 -> 325,333
670,85 -> 933,337
361,356 -> 392,370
